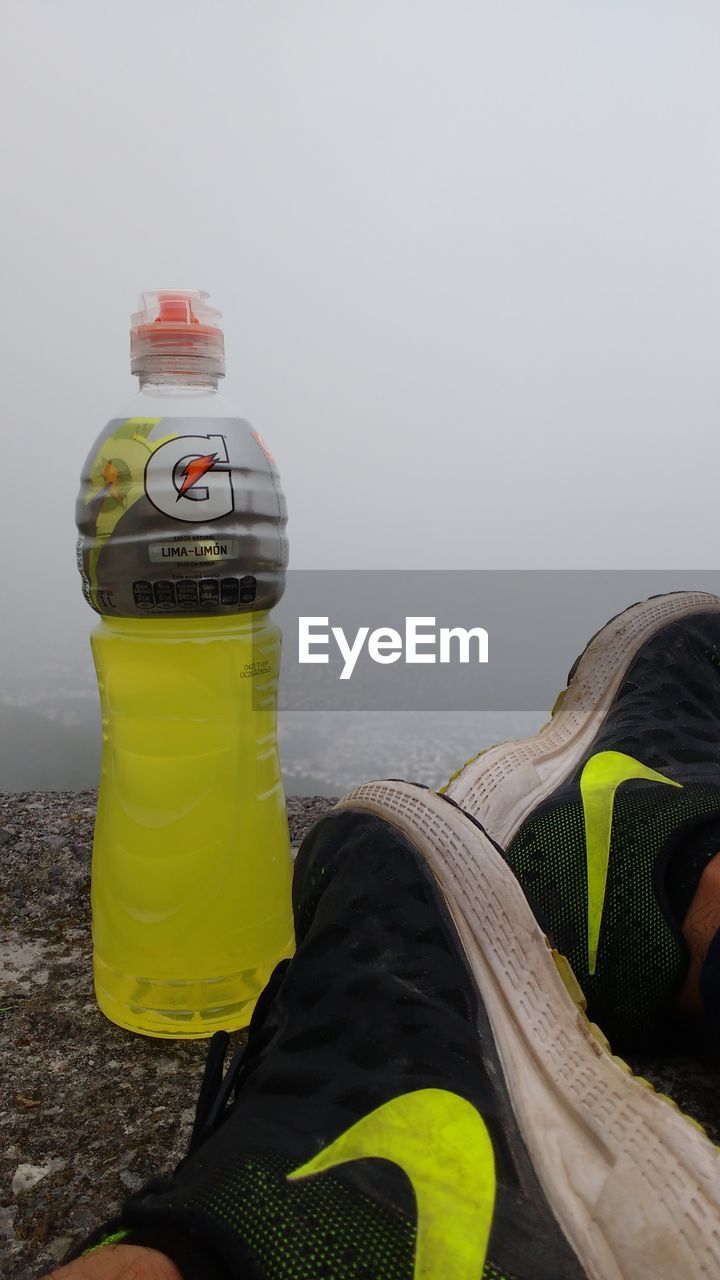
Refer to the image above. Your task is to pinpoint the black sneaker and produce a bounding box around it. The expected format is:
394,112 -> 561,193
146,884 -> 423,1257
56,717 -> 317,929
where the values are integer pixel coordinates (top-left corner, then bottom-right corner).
446,592 -> 720,1042
71,783 -> 720,1279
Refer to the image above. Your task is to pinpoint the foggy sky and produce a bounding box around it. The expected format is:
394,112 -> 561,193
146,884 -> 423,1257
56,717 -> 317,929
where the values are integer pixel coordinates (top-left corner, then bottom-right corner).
2,2 -> 720,687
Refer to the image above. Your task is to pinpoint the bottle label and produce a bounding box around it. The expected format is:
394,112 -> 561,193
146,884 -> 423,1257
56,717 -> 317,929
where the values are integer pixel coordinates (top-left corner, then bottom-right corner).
75,416 -> 287,617
148,537 -> 240,563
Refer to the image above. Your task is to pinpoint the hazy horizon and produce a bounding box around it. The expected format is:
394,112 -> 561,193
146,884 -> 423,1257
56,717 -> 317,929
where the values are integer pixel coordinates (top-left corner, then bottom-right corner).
2,4 -> 720,782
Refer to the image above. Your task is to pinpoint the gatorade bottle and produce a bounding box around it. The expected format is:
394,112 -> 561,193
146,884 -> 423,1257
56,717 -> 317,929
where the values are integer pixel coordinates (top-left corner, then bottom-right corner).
76,290 -> 293,1038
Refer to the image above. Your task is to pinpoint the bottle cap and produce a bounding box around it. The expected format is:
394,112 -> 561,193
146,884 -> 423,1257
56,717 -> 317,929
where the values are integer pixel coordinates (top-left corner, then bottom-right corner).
130,290 -> 226,377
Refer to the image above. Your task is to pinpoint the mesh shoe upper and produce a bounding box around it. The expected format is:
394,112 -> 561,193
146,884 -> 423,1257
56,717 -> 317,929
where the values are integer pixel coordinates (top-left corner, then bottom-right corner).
505,610 -> 720,1041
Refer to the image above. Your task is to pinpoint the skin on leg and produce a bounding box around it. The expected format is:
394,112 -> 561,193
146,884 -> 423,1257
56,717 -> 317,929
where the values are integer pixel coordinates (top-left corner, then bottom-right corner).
678,852 -> 720,1017
45,1244 -> 182,1280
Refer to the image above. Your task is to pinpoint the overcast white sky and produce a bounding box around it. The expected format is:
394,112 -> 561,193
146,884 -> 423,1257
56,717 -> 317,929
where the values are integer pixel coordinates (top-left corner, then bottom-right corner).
1,2 -> 720,677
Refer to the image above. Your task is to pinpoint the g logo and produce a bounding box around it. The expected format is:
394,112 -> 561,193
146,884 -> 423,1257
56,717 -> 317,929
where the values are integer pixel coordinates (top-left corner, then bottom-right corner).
144,434 -> 234,523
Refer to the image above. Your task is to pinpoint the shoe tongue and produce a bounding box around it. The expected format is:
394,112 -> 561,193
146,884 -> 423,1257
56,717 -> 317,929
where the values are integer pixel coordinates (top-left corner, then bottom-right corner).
665,817 -> 720,924
699,926 -> 720,1041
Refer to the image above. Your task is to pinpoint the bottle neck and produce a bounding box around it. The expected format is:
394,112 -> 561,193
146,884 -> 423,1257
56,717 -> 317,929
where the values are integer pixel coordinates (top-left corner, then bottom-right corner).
137,370 -> 220,392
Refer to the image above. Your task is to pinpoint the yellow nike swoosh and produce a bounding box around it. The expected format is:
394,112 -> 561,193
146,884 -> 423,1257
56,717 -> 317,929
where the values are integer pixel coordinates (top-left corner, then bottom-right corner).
580,750 -> 681,975
287,1088 -> 495,1280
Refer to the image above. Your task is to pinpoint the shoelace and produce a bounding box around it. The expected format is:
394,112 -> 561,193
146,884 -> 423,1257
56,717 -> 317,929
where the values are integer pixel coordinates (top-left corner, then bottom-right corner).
107,960 -> 293,1212
184,957 -> 293,1162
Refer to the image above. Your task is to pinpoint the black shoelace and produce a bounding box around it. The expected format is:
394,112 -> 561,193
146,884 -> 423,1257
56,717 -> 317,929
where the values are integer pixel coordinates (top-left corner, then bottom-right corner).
184,957 -> 293,1162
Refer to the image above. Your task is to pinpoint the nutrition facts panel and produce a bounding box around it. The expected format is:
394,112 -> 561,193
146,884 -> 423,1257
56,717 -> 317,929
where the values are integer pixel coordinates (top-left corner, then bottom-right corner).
131,575 -> 256,610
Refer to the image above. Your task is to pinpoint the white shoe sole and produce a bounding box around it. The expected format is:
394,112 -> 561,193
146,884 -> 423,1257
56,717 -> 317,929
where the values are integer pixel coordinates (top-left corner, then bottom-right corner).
445,591 -> 720,844
337,780 -> 720,1280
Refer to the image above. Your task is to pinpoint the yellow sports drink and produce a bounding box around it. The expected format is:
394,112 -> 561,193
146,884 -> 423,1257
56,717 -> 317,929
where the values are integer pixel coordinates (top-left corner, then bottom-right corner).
75,290 -> 293,1038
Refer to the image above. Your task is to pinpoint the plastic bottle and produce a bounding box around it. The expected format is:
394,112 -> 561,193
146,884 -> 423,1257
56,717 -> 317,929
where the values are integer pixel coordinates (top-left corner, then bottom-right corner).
76,290 -> 293,1038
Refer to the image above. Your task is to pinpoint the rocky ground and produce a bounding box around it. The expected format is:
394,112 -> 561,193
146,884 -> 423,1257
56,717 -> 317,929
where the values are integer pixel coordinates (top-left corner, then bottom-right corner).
0,793 -> 333,1278
1,791 -> 718,1278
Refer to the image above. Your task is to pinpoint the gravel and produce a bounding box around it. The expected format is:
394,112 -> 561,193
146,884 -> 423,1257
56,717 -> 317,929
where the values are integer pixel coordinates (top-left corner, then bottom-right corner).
1,791 -> 718,1278
0,792 -> 335,1278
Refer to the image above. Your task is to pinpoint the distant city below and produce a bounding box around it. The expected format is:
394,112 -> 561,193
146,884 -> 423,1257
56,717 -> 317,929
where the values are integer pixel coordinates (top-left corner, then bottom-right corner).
0,685 -> 543,796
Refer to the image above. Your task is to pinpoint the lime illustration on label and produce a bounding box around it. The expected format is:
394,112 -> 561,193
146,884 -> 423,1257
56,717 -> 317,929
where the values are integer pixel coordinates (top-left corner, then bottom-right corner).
83,417 -> 173,597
